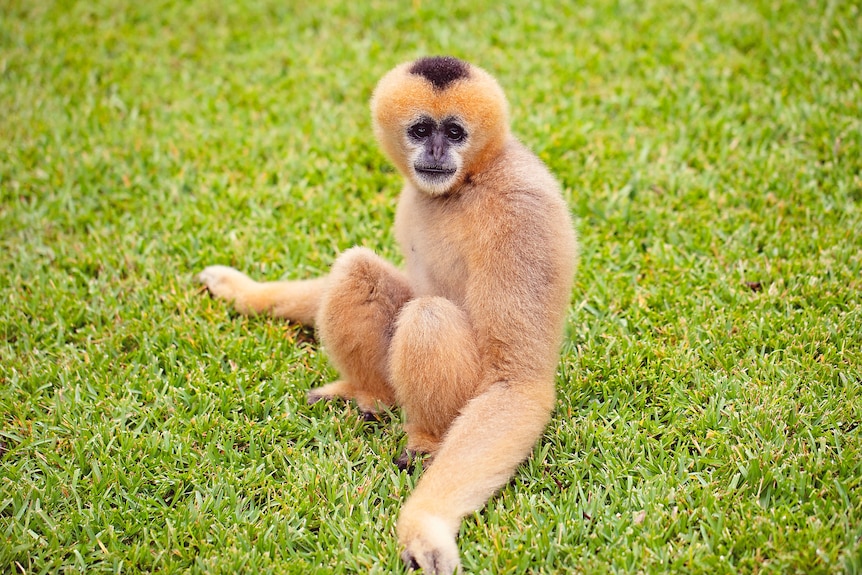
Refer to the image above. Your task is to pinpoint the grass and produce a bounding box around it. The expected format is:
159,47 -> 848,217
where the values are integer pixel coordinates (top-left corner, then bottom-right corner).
1,0 -> 860,573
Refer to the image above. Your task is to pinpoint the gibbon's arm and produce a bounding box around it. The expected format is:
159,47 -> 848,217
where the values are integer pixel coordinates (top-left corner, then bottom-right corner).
397,299 -> 559,574
398,379 -> 554,573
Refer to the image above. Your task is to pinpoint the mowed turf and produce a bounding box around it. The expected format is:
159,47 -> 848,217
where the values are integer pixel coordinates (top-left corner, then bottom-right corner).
1,0 -> 860,573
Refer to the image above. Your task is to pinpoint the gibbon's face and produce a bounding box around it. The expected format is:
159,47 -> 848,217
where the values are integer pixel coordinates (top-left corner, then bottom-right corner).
404,114 -> 468,195
371,56 -> 510,197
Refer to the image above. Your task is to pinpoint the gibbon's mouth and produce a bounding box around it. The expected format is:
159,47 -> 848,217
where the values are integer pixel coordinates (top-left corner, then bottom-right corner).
414,165 -> 457,178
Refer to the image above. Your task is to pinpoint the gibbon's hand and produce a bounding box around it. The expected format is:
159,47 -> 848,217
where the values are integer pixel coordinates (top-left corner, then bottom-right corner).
398,511 -> 461,575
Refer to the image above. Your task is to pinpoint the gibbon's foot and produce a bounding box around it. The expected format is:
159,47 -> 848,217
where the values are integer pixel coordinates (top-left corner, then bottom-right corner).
307,388 -> 383,427
362,410 -> 382,423
306,380 -> 390,416
307,388 -> 382,423
394,449 -> 434,472
394,449 -> 418,472
306,380 -> 353,406
196,265 -> 254,303
306,389 -> 326,405
394,449 -> 412,471
398,512 -> 461,575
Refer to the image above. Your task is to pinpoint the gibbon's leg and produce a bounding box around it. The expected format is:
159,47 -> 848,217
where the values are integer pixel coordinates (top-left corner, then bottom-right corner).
397,381 -> 555,574
389,297 -> 481,458
311,247 -> 413,414
197,265 -> 326,325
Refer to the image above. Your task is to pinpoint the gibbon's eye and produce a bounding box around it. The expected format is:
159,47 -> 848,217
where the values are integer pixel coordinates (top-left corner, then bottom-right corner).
445,124 -> 465,142
409,122 -> 434,140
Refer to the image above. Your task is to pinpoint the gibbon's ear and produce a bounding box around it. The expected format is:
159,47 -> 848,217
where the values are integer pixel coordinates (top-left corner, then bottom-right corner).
370,57 -> 511,194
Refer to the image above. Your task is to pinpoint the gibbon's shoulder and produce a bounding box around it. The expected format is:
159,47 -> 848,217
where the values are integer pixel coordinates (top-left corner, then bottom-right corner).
473,137 -> 564,207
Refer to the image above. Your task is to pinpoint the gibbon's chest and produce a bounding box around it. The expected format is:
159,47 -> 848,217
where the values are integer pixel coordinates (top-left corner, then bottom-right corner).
394,188 -> 471,304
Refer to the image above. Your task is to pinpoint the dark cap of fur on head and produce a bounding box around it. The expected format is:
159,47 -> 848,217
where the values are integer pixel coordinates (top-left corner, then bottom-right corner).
409,56 -> 470,91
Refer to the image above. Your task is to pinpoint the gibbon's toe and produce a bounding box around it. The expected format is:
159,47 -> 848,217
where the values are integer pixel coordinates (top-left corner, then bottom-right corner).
306,388 -> 326,405
196,265 -> 246,301
362,410 -> 381,423
394,449 -> 434,472
394,449 -> 415,472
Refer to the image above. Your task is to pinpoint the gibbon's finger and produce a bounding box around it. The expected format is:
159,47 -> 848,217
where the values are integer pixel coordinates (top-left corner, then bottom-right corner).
398,512 -> 461,575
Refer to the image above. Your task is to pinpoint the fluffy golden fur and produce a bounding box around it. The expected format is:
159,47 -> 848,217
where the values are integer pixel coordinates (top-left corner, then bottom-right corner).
197,56 -> 577,574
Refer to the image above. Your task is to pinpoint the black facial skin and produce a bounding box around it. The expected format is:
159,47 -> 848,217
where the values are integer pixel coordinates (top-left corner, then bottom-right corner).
408,117 -> 467,180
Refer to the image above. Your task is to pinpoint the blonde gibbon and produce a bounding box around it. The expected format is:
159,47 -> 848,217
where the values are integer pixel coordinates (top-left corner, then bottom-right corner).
197,56 -> 577,574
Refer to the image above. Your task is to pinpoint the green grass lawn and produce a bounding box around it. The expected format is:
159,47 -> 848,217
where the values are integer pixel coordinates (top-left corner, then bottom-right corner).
2,0 -> 860,573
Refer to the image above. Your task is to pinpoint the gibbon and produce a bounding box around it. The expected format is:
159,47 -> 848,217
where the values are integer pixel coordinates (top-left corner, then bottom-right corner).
197,56 -> 577,574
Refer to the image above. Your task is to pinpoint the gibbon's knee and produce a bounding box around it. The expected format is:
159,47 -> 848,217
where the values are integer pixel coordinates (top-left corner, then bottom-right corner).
313,247 -> 413,409
389,297 -> 481,453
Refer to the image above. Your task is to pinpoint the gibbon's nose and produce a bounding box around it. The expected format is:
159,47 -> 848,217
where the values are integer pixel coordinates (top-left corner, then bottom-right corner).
430,132 -> 446,161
